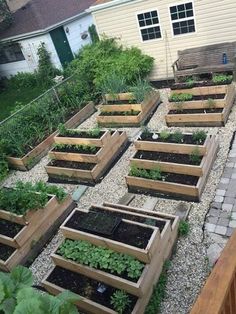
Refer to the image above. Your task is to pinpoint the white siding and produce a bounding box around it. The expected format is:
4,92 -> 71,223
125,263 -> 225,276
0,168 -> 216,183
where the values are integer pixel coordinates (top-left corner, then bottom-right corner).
92,0 -> 236,80
0,33 -> 61,78
64,14 -> 93,55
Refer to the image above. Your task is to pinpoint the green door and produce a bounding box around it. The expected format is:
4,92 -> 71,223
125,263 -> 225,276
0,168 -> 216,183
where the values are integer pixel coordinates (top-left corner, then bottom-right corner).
50,27 -> 74,67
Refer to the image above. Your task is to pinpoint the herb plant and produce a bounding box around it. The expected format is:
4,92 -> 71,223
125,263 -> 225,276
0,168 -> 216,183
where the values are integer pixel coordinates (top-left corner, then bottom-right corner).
58,239 -> 144,280
207,98 -> 216,109
0,266 -> 79,314
185,77 -> 196,88
110,290 -> 131,314
212,74 -> 233,84
171,131 -> 184,143
100,72 -> 128,96
130,165 -> 163,181
190,148 -> 201,165
160,130 -> 170,141
170,93 -> 193,102
192,130 -> 207,144
130,79 -> 153,103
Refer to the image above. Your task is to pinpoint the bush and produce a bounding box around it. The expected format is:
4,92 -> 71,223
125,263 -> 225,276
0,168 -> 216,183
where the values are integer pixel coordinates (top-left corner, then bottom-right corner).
65,38 -> 154,100
9,72 -> 38,89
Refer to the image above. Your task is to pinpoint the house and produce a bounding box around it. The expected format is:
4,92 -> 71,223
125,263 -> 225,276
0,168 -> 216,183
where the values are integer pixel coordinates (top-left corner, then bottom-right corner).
88,0 -> 236,81
0,0 -> 95,78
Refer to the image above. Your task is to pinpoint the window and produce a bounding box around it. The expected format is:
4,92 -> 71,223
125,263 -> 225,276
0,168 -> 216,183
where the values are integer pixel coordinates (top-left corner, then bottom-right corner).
170,2 -> 195,36
0,43 -> 25,64
137,10 -> 162,41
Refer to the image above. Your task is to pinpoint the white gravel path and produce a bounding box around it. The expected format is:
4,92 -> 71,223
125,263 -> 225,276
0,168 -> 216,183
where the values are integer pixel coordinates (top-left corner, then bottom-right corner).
2,88 -> 236,314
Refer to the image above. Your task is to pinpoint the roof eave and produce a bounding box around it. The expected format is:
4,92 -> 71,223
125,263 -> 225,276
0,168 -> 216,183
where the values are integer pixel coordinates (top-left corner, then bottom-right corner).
0,10 -> 90,43
87,0 -> 141,13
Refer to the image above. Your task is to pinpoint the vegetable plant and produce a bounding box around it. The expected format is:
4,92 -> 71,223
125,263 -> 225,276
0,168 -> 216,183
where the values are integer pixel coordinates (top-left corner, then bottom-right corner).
212,74 -> 233,84
192,130 -> 207,144
58,239 -> 144,280
130,165 -> 163,181
0,265 -> 79,314
100,72 -> 128,96
170,93 -> 193,102
130,79 -> 153,103
171,131 -> 184,143
185,77 -> 196,88
159,130 -> 170,141
207,98 -> 216,109
110,290 -> 131,314
190,148 -> 201,165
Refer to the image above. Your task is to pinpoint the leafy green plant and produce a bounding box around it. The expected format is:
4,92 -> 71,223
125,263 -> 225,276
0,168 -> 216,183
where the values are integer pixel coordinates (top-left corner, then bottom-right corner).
190,147 -> 201,165
88,127 -> 101,137
145,261 -> 170,314
159,130 -> 170,141
171,131 -> 184,143
192,130 -> 207,144
130,79 -> 153,103
170,93 -> 193,102
58,239 -> 144,280
212,74 -> 233,84
100,72 -> 128,96
185,77 -> 196,88
207,98 -> 216,109
130,165 -> 163,181
178,221 -> 190,236
110,290 -> 131,314
0,265 -> 79,314
0,141 -> 8,182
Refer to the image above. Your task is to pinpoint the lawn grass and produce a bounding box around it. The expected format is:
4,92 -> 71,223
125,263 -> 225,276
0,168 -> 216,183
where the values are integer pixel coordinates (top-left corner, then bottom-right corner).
0,84 -> 47,122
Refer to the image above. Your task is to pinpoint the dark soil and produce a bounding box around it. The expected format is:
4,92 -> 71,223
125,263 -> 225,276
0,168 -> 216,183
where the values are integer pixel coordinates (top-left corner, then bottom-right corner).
0,219 -> 24,238
99,111 -> 140,116
75,212 -> 121,236
53,145 -> 100,154
169,94 -> 225,102
48,160 -> 96,171
169,108 -> 223,114
171,80 -> 232,90
0,243 -> 15,261
91,207 -> 166,231
47,267 -> 137,313
58,131 -> 105,139
65,211 -> 153,249
130,171 -> 199,186
106,100 -> 135,105
139,132 -> 206,145
134,150 -> 202,165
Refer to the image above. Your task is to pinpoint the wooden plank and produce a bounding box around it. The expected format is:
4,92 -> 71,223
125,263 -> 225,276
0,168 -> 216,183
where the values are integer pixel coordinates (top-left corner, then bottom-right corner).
171,84 -> 228,96
130,157 -> 203,176
126,176 -> 199,198
190,230 -> 236,314
101,104 -> 142,112
7,102 -> 95,171
45,165 -> 95,181
54,129 -> 111,146
105,92 -> 134,102
134,134 -> 211,155
168,99 -> 226,110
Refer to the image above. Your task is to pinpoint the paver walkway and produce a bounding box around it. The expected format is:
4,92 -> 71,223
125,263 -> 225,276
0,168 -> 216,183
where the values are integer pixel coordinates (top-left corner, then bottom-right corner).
206,133 -> 236,237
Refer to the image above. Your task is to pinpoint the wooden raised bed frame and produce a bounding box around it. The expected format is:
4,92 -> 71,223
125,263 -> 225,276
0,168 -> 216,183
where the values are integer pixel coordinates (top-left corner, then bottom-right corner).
0,195 -> 74,271
97,91 -> 160,127
46,131 -> 128,184
61,208 -> 161,264
165,83 -> 235,126
52,204 -> 179,297
7,102 -> 95,171
126,134 -> 219,201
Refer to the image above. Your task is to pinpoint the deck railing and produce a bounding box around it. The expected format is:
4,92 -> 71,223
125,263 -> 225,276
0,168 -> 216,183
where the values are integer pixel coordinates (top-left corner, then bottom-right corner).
190,230 -> 236,314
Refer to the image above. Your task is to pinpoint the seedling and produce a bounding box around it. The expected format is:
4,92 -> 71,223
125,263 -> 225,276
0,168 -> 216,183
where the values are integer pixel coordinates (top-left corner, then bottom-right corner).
207,98 -> 216,109
171,131 -> 184,143
110,290 -> 131,314
190,147 -> 201,165
192,130 -> 207,144
160,130 -> 170,141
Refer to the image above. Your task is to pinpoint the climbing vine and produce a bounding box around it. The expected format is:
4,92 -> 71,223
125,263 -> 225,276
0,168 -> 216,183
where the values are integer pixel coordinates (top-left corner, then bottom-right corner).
0,0 -> 13,31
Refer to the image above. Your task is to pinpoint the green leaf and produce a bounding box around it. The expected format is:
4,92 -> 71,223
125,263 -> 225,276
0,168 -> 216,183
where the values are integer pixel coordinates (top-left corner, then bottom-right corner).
16,287 -> 39,304
0,279 -> 5,303
57,290 -> 79,303
59,302 -> 79,314
10,266 -> 33,288
0,273 -> 15,298
0,298 -> 16,314
39,294 -> 61,314
13,298 -> 43,314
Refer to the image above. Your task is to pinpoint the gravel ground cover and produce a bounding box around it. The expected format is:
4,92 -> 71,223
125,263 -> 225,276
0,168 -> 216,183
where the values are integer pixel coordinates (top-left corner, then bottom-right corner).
2,88 -> 236,314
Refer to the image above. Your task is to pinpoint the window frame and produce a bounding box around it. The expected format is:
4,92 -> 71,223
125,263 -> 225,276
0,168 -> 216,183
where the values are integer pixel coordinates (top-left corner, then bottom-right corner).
0,42 -> 25,64
136,8 -> 163,43
168,1 -> 197,38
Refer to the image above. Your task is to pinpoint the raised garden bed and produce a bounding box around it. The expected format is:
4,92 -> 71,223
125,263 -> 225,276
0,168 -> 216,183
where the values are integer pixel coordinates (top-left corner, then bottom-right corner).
0,184 -> 75,271
126,131 -> 219,201
97,91 -> 160,127
165,83 -> 235,126
42,203 -> 179,313
7,102 -> 95,171
46,130 -> 128,184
